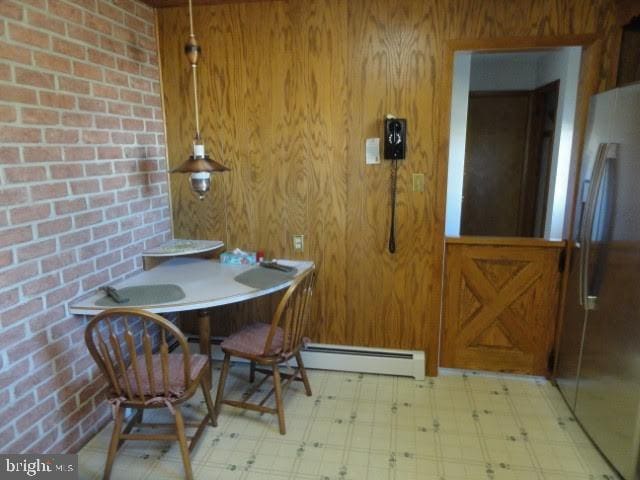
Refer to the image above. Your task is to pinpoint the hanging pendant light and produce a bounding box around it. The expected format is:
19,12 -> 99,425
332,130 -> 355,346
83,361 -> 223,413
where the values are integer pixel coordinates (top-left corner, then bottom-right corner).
170,0 -> 229,200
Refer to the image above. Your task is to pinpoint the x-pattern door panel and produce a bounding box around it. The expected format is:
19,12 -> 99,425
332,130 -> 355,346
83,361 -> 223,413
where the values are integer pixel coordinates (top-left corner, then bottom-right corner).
442,242 -> 562,375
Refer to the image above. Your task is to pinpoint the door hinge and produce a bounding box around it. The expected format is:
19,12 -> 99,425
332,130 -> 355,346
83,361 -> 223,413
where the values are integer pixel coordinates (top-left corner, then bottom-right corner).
547,349 -> 556,373
558,248 -> 567,273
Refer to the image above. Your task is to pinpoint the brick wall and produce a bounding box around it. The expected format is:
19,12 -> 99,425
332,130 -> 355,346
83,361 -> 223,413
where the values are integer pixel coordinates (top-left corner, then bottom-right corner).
0,0 -> 171,453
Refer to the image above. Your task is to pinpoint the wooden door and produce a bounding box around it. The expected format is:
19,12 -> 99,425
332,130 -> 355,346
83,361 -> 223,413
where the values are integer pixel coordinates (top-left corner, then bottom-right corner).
461,92 -> 531,237
441,238 -> 564,375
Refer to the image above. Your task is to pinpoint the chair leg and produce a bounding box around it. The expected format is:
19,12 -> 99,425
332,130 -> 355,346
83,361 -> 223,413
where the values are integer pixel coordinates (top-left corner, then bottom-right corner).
213,353 -> 231,424
201,376 -> 217,427
295,352 -> 312,396
174,407 -> 193,480
249,361 -> 256,383
272,365 -> 286,435
104,405 -> 124,480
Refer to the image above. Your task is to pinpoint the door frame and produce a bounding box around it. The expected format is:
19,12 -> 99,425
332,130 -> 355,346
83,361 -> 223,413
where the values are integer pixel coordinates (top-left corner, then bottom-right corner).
429,34 -> 606,376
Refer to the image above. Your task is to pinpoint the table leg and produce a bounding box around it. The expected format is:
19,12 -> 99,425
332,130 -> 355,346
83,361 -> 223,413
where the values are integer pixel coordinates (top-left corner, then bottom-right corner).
198,309 -> 212,390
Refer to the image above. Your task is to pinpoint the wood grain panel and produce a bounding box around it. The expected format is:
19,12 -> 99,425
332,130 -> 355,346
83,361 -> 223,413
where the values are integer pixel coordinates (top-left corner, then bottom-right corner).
157,0 -> 621,375
441,239 -> 564,375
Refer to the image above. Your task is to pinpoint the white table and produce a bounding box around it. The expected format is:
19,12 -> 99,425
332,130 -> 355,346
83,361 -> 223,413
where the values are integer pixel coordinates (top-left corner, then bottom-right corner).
70,257 -> 314,385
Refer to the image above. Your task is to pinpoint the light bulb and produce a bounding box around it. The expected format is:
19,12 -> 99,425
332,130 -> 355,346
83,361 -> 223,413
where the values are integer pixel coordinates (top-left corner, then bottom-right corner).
189,171 -> 211,200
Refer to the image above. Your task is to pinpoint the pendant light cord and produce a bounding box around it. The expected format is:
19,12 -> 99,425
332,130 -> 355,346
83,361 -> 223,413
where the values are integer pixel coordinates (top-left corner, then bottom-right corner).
188,0 -> 200,138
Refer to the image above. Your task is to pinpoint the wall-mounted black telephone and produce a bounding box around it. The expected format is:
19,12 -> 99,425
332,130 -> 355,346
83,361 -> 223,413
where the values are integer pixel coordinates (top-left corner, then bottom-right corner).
383,116 -> 406,254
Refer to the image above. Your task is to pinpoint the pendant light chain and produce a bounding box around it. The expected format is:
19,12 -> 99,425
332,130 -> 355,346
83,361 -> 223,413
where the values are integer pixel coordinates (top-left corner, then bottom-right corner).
188,0 -> 200,139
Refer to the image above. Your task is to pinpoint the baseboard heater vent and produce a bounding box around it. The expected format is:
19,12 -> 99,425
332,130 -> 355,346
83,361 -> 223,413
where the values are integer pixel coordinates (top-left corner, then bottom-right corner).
193,338 -> 425,380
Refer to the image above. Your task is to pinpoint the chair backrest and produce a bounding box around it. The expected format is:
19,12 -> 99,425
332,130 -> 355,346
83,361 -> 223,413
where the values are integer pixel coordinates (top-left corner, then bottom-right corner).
263,266 -> 317,356
84,307 -> 192,403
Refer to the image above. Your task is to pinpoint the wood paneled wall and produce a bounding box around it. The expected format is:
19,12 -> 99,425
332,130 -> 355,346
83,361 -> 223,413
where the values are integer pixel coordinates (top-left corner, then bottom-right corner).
157,0 -> 620,374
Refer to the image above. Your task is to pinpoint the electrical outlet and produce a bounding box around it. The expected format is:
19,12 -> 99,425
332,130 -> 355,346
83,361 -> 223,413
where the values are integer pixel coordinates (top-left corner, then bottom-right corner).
412,173 -> 425,192
293,234 -> 304,252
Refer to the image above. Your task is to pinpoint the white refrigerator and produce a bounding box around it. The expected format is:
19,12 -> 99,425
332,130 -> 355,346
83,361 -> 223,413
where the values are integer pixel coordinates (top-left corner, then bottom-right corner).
555,83 -> 640,479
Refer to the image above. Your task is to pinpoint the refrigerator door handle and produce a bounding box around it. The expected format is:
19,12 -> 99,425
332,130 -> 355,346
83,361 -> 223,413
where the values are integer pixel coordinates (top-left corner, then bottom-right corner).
579,143 -> 618,310
578,144 -> 606,307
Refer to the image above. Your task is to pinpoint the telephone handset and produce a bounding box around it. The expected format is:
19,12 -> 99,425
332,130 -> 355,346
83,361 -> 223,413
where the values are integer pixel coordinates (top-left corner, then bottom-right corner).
383,116 -> 407,254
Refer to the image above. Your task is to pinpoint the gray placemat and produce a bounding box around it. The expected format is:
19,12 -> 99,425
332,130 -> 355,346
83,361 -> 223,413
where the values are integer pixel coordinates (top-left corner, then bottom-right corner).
234,267 -> 298,289
95,284 -> 186,307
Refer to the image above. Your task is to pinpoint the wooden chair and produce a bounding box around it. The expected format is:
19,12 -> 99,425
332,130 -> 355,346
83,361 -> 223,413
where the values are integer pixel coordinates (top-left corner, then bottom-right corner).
84,307 -> 216,480
213,266 -> 317,434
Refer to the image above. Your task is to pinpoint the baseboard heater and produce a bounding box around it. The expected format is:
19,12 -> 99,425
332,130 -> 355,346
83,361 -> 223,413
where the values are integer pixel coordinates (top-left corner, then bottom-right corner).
190,338 -> 425,380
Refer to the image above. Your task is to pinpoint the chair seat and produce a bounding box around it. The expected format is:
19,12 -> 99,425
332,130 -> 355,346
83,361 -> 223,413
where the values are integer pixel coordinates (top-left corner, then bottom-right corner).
118,353 -> 208,398
221,322 -> 284,357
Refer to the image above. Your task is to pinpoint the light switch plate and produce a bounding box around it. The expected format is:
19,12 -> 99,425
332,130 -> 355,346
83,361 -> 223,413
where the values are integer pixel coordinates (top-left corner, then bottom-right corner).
412,173 -> 425,192
293,234 -> 304,252
365,138 -> 380,164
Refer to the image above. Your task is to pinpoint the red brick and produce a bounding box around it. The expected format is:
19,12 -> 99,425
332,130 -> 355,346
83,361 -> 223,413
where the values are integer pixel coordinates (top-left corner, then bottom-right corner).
40,252 -> 75,276
87,48 -> 115,68
0,64 -> 11,81
0,391 -> 34,426
92,84 -> 118,100
39,91 -> 76,110
50,317 -> 82,342
58,226 -> 90,249
0,289 -> 20,310
91,222 -> 118,240
97,146 -> 122,159
27,429 -> 58,455
9,23 -> 50,49
48,0 -> 83,22
62,259 -> 93,282
107,101 -> 130,116
63,146 -> 95,161
37,217 -> 72,238
22,273 -> 60,296
81,130 -> 109,144
5,166 -> 47,183
14,367 -> 55,402
120,89 -> 143,104
17,239 -> 57,262
78,97 -> 106,112
0,40 -> 31,64
58,76 -> 91,95
70,179 -> 100,195
0,226 -> 32,249
61,112 -> 92,127
46,283 -> 79,308
0,146 -> 19,164
141,64 -> 159,81
22,108 -> 60,126
50,163 -> 83,180
89,193 -> 116,209
84,163 -> 114,177
0,104 -> 17,122
31,182 -> 68,201
116,57 -> 140,75
55,198 -> 87,216
33,51 -> 72,73
122,118 -> 144,131
111,131 -> 134,144
0,426 -> 15,448
0,186 -> 29,206
0,324 -> 26,351
82,270 -> 109,290
95,116 -> 120,129
0,85 -> 38,104
45,128 -> 80,144
0,298 -> 42,328
101,176 -> 127,191
23,146 -> 63,162
52,38 -> 86,60
98,1 -> 123,22
73,60 -> 103,81
112,24 -> 136,45
27,9 -> 65,35
10,204 -> 51,224
133,105 -> 153,119
0,250 -> 13,268
0,126 -> 41,143
0,1 -> 23,20
104,69 -> 128,86
84,11 -> 111,34
5,426 -> 40,454
67,23 -> 98,45
74,210 -> 103,228
15,67 -> 55,89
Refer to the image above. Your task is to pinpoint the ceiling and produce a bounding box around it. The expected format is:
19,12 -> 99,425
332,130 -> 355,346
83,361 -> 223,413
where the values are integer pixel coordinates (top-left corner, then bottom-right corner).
140,0 -> 271,7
